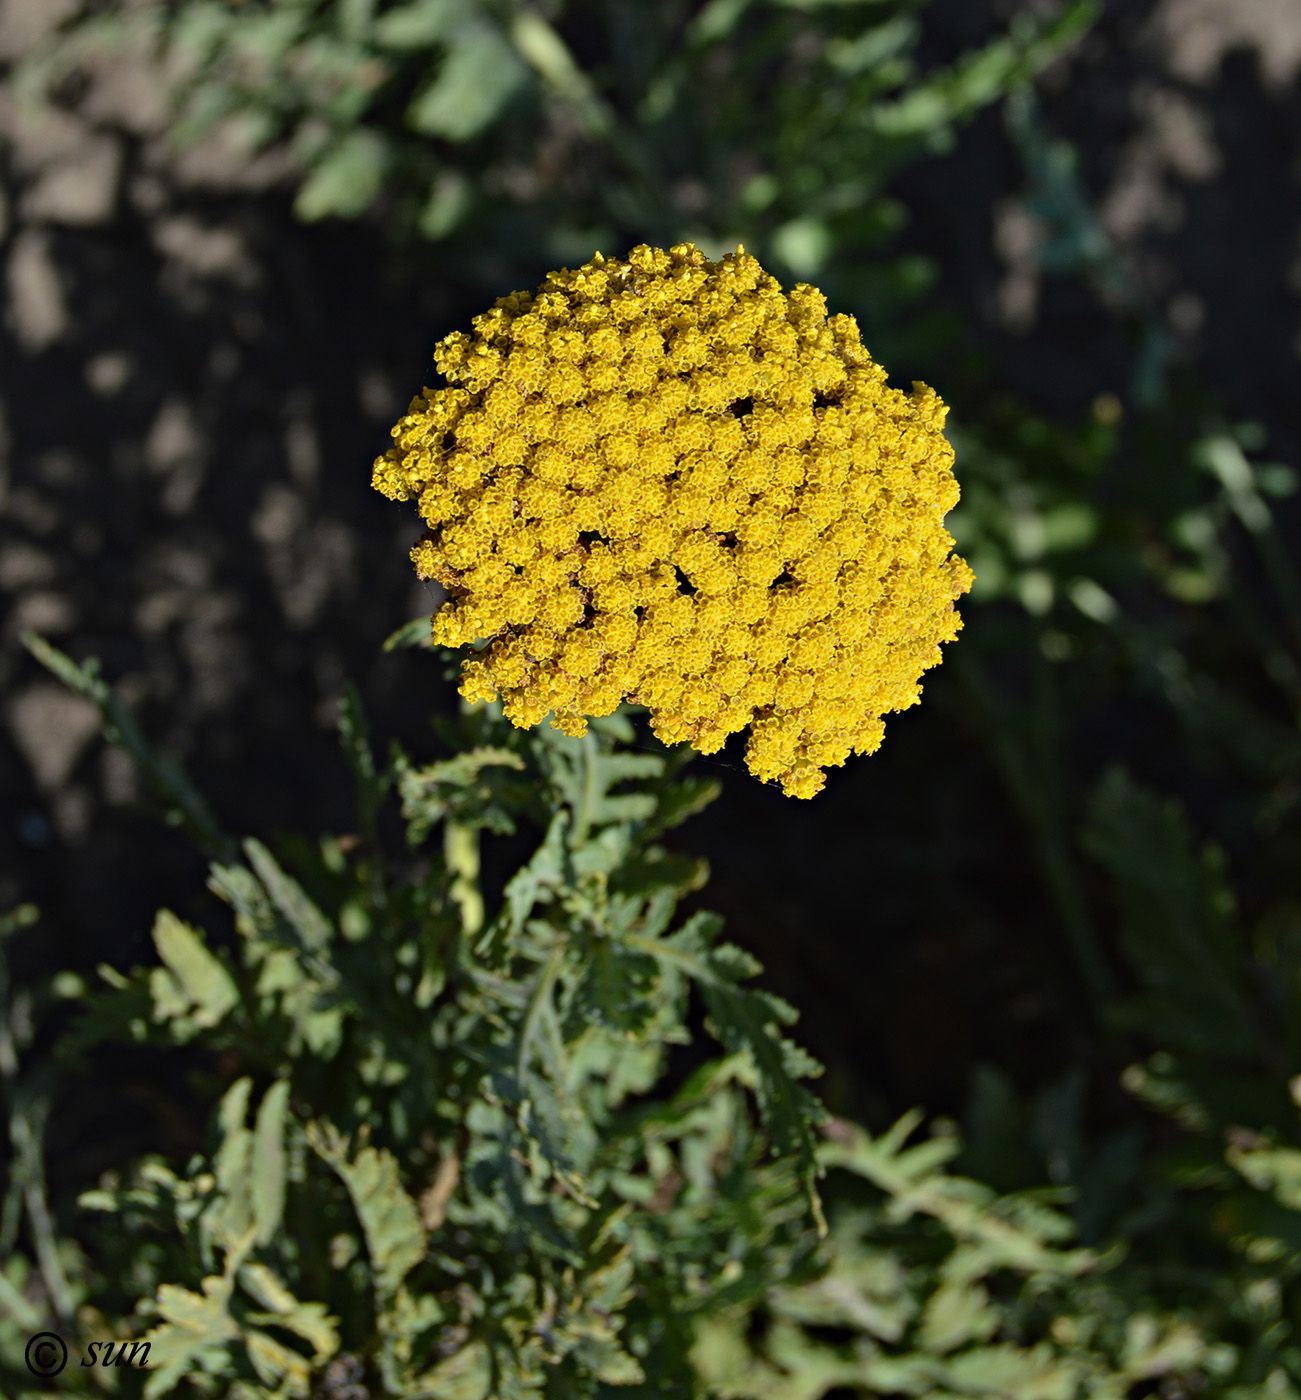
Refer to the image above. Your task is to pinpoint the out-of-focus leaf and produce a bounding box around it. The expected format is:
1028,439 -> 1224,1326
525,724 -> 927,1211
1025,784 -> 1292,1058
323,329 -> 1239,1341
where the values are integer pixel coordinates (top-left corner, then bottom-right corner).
420,168 -> 473,239
305,1120 -> 427,1303
148,908 -> 240,1036
372,0 -> 465,50
1083,767 -> 1257,1059
252,1079 -> 290,1245
295,128 -> 389,220
407,21 -> 529,140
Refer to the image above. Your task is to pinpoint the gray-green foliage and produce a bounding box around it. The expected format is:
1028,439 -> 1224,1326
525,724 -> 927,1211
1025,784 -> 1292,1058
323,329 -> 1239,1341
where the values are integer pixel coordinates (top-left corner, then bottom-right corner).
2,631 -> 817,1396
0,629 -> 1237,1399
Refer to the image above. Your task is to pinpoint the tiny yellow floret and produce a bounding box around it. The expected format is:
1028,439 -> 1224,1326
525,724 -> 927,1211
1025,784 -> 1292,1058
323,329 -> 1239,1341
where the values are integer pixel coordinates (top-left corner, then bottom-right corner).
374,242 -> 973,798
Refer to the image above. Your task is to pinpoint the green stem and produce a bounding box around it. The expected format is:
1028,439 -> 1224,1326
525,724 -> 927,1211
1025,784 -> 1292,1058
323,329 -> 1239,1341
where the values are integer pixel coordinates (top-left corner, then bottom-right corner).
445,691 -> 488,938
8,1086 -> 76,1325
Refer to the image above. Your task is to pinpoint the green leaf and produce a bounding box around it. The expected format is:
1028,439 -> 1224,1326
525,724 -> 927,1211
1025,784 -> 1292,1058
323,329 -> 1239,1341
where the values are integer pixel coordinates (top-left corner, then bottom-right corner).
1082,767 -> 1256,1058
0,1258 -> 44,1331
408,1339 -> 492,1400
337,681 -> 392,847
201,1077 -> 258,1256
396,744 -> 527,846
207,858 -> 346,1059
535,728 -> 665,849
148,908 -> 240,1036
579,936 -> 661,1040
864,1 -> 1097,141
252,1079 -> 290,1245
305,1121 -> 427,1302
372,0 -> 465,50
295,127 -> 389,221
638,771 -> 723,841
508,8 -> 613,142
917,1277 -> 1000,1353
420,167 -> 473,240
769,1239 -> 913,1343
143,1276 -> 240,1400
239,1272 -> 338,1367
823,15 -> 918,74
583,1334 -> 646,1385
407,20 -> 529,141
382,615 -> 436,652
820,1117 -> 1095,1279
244,837 -> 334,958
627,910 -> 829,1234
476,809 -> 570,963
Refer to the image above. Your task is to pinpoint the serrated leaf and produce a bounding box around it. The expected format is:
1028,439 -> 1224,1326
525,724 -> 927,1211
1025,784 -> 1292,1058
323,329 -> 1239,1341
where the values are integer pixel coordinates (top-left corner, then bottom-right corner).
243,1326 -> 314,1389
397,744 -> 527,846
244,838 -> 333,957
143,1277 -> 240,1400
938,1340 -> 1077,1397
583,1335 -> 645,1385
149,908 -> 240,1033
482,810 -> 569,955
640,773 -> 723,841
305,1121 -> 426,1302
771,1245 -> 914,1343
571,821 -> 638,878
624,910 -> 829,1232
580,938 -> 661,1039
255,1300 -> 339,1361
917,1278 -> 999,1353
207,859 -> 345,1057
583,1243 -> 637,1314
409,1338 -> 492,1400
820,1119 -> 1095,1278
238,1261 -> 297,1316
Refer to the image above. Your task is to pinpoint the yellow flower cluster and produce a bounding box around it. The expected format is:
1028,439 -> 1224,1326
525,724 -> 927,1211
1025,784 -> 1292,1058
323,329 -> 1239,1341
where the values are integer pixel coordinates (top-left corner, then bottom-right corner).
373,242 -> 973,799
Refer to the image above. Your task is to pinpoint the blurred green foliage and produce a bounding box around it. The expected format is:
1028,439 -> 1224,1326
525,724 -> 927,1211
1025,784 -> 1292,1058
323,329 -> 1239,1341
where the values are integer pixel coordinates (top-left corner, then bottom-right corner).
12,0 -> 1096,284
6,0 -> 1301,1396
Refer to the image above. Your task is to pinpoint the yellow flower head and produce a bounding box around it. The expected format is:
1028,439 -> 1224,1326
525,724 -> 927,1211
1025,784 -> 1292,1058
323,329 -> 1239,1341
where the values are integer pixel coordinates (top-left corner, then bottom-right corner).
374,242 -> 973,799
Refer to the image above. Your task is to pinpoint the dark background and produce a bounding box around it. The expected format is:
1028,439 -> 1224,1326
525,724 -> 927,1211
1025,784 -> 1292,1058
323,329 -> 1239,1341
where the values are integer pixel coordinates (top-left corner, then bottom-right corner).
2,0 -> 1299,1189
